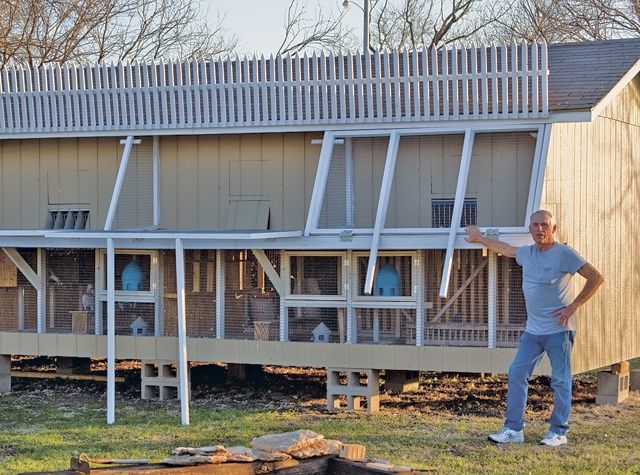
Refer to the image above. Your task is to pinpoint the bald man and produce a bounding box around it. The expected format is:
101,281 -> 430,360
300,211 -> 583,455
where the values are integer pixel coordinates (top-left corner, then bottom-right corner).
466,210 -> 603,446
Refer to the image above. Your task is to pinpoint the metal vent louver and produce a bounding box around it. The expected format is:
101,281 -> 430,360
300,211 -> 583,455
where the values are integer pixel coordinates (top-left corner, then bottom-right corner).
45,210 -> 90,230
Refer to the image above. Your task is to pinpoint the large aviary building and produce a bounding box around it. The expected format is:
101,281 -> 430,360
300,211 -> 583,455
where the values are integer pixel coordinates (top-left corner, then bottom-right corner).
0,38 -> 638,422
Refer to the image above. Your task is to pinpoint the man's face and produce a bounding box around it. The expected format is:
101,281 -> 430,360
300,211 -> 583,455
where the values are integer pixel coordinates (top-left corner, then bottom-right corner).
528,212 -> 556,245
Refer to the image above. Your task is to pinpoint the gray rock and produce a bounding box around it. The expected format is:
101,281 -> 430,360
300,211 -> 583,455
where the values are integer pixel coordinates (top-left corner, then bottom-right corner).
250,429 -> 324,453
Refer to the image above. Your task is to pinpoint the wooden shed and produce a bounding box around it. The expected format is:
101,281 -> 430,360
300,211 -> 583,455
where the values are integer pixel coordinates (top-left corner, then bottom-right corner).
0,38 -> 638,422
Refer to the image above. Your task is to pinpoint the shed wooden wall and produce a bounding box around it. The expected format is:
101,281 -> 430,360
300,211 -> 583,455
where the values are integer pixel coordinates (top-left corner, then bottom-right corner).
542,74 -> 640,373
0,130 -> 533,231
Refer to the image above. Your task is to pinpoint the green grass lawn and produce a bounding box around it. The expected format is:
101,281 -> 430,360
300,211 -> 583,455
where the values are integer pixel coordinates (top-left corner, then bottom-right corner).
1,368 -> 639,475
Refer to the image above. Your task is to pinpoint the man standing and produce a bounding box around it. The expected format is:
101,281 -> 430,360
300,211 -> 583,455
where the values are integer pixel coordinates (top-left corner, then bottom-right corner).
466,210 -> 603,447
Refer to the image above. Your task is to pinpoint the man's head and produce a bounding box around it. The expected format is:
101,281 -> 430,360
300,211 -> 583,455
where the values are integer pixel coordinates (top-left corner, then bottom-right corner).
528,210 -> 556,246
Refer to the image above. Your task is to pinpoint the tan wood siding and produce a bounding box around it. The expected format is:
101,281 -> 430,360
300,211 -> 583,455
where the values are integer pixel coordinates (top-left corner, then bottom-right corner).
542,75 -> 640,373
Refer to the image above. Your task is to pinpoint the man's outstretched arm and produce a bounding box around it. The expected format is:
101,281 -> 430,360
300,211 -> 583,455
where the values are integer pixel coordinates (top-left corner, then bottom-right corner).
465,225 -> 519,258
554,262 -> 604,327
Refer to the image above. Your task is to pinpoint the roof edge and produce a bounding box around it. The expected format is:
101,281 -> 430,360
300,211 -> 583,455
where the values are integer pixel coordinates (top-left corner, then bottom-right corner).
591,57 -> 640,118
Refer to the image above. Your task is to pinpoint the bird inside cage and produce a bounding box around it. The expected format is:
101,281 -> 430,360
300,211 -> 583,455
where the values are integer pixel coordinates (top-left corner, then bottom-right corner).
82,284 -> 95,312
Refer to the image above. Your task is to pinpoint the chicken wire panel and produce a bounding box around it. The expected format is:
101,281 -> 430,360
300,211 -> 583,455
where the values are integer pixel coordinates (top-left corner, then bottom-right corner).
423,249 -> 489,346
224,250 -> 281,340
46,249 -> 96,334
101,253 -> 152,292
287,307 -> 343,343
113,138 -> 153,230
355,308 -> 416,345
162,250 -> 217,338
0,249 -> 38,332
289,255 -> 343,296
355,255 -> 412,297
496,255 -> 526,347
318,143 -> 347,229
101,302 -> 155,336
470,131 -> 536,227
385,136 -> 421,228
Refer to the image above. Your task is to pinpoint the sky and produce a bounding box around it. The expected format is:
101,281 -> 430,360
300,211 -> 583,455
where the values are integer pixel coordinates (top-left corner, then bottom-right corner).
207,0 -> 365,55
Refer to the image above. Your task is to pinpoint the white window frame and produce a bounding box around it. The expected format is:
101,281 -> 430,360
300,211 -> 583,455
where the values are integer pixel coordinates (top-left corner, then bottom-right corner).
283,251 -> 347,301
352,251 -> 418,304
96,249 -> 158,303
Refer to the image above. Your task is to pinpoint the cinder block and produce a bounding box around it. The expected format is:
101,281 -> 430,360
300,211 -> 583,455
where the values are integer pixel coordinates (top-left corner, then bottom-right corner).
141,360 -> 190,401
596,371 -> 629,405
327,368 -> 380,413
0,355 -> 10,393
630,369 -> 640,391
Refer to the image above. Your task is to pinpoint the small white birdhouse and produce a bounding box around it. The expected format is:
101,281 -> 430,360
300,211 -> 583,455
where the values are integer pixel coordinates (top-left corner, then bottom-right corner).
312,322 -> 331,343
130,316 -> 148,336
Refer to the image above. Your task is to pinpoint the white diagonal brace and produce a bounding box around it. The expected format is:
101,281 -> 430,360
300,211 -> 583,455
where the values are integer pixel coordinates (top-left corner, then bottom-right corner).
251,249 -> 284,296
304,131 -> 335,236
439,129 -> 475,298
104,136 -> 139,230
175,238 -> 190,426
2,247 -> 40,289
364,131 -> 400,295
524,125 -> 545,223
530,124 -> 552,220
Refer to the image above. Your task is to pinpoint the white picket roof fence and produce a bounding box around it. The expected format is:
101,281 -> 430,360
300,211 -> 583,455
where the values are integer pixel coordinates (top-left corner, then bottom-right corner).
0,43 -> 548,135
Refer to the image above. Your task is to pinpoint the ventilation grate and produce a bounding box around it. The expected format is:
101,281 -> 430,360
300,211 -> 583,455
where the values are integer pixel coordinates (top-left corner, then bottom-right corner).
431,199 -> 477,228
45,210 -> 90,230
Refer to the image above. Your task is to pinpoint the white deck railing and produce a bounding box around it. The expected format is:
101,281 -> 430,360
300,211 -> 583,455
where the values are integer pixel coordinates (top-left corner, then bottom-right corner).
0,43 -> 548,134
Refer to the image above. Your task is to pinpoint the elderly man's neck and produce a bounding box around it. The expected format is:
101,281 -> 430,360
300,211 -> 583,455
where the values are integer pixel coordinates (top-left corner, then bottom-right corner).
536,241 -> 555,252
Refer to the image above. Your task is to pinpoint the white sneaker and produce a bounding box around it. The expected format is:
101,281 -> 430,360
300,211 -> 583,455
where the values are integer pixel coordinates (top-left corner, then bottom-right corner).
539,431 -> 568,447
488,427 -> 524,444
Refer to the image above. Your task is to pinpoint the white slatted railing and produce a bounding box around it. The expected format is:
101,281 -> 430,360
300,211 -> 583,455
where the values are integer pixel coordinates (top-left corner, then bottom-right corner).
0,43 -> 548,134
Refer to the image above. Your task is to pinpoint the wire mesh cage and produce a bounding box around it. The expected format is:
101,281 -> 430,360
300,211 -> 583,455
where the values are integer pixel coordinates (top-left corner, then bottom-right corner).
424,249 -> 488,346
46,249 -> 95,334
0,249 -> 38,332
355,308 -> 416,345
162,249 -> 217,338
288,254 -> 343,297
354,254 -> 413,298
286,306 -> 344,343
496,255 -> 527,346
224,250 -> 280,341
100,302 -> 155,336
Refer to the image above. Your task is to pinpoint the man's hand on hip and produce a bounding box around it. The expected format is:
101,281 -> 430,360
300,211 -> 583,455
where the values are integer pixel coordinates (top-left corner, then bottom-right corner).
553,303 -> 577,327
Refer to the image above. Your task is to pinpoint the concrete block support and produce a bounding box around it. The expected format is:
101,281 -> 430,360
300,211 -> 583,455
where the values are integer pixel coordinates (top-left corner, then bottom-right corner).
596,370 -> 630,405
0,355 -> 10,394
630,369 -> 640,391
141,360 -> 190,401
384,370 -> 420,393
327,368 -> 380,413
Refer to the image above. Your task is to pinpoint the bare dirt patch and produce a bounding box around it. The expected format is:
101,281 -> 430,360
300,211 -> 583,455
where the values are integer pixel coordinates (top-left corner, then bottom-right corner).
9,356 -> 600,420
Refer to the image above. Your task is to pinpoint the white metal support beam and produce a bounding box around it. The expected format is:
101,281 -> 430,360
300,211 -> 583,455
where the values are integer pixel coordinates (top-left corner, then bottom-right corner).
104,136 -> 140,230
364,131 -> 400,295
152,135 -> 160,227
250,249 -> 284,296
2,247 -> 39,289
304,131 -> 335,236
439,129 -> 475,298
215,250 -> 225,339
36,248 -> 46,334
106,238 -> 115,424
524,125 -> 546,222
530,124 -> 552,217
94,249 -> 103,335
488,252 -> 497,348
175,238 -> 190,426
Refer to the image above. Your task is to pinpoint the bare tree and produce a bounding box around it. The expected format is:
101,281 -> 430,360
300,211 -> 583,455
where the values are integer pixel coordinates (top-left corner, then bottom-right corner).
368,0 -> 509,49
488,0 -> 638,42
0,0 -> 238,68
276,0 -> 354,55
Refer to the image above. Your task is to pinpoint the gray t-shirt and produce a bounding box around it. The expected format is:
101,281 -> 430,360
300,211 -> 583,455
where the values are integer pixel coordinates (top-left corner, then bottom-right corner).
516,243 -> 587,335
